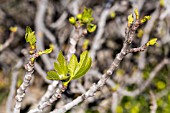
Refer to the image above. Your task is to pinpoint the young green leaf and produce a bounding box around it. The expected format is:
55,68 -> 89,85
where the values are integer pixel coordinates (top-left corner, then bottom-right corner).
73,51 -> 92,79
128,14 -> 133,25
146,38 -> 158,46
57,51 -> 68,74
25,26 -> 36,45
81,7 -> 94,23
68,54 -> 78,76
69,17 -> 76,25
73,57 -> 92,79
26,26 -> 32,33
54,62 -> 64,75
134,8 -> 139,19
44,48 -> 53,54
140,16 -> 151,23
87,23 -> 96,33
46,71 -> 60,80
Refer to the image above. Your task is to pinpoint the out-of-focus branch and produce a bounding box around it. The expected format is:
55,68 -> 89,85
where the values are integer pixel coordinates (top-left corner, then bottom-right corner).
149,91 -> 157,113
111,92 -> 118,113
35,0 -> 59,70
0,28 -> 16,52
50,11 -> 68,29
28,81 -> 59,113
6,60 -> 23,113
34,63 -> 52,84
35,0 -> 52,70
117,58 -> 170,97
90,4 -> 118,60
138,7 -> 160,70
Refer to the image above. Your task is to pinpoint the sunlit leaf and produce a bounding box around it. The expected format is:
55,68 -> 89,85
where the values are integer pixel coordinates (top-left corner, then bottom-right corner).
140,16 -> 151,23
46,71 -> 60,80
25,26 -> 36,45
81,7 -> 94,23
134,8 -> 139,19
73,57 -> 92,79
69,17 -> 76,25
128,14 -> 134,24
10,26 -> 17,32
44,48 -> 53,54
68,54 -> 78,76
57,51 -> 68,73
146,38 -> 158,46
87,23 -> 96,33
73,51 -> 92,79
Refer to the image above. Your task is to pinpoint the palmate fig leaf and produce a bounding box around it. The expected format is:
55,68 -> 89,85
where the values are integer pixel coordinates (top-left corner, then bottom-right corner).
73,57 -> 92,79
68,54 -> 78,76
73,51 -> 92,79
46,71 -> 60,80
57,51 -> 68,74
51,51 -> 68,81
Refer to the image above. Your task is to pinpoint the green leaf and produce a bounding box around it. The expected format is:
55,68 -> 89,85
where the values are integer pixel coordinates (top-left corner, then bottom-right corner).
54,62 -> 63,75
46,71 -> 60,80
44,48 -> 53,54
25,26 -> 36,45
52,51 -> 69,81
128,14 -> 133,24
26,26 -> 32,33
134,8 -> 139,19
69,17 -> 76,25
68,54 -> 78,76
81,7 -> 94,23
146,38 -> 158,46
140,16 -> 151,23
73,51 -> 92,79
87,23 -> 96,33
76,14 -> 82,20
57,51 -> 68,74
73,57 -> 92,79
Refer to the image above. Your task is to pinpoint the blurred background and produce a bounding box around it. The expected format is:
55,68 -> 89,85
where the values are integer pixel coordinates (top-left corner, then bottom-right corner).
0,0 -> 170,113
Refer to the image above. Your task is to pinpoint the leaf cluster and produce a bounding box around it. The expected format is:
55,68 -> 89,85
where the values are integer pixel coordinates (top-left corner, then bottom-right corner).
69,7 -> 97,33
128,8 -> 151,27
47,51 -> 92,86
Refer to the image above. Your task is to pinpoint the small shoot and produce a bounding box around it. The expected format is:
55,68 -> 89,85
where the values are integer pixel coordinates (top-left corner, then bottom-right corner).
25,26 -> 36,46
69,7 -> 96,33
87,23 -> 97,33
110,11 -> 116,19
160,0 -> 164,7
10,26 -> 18,33
25,26 -> 36,54
146,38 -> 158,46
46,51 -> 92,87
69,17 -> 76,25
134,8 -> 139,19
140,16 -> 151,23
38,47 -> 53,56
128,14 -> 134,27
128,8 -> 151,27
